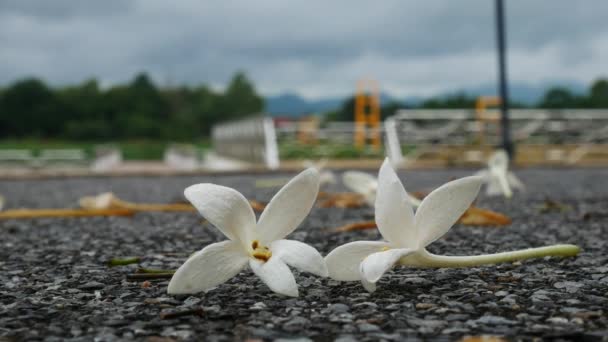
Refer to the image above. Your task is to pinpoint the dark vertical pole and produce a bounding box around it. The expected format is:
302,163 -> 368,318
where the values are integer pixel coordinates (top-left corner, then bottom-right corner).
495,0 -> 514,157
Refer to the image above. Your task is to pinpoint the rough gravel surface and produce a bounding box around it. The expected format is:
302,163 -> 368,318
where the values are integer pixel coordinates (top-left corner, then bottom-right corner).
1,168 -> 607,341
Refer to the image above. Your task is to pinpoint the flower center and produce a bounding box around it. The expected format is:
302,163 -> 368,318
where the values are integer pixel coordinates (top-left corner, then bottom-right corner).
251,240 -> 272,262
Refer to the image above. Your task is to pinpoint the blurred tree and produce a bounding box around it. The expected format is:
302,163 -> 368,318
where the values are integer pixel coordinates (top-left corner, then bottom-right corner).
218,71 -> 264,121
539,87 -> 577,108
420,92 -> 476,109
0,78 -> 66,137
59,79 -> 110,139
589,79 -> 608,108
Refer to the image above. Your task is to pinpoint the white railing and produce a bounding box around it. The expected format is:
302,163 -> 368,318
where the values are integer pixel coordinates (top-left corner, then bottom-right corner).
211,115 -> 280,169
163,144 -> 200,171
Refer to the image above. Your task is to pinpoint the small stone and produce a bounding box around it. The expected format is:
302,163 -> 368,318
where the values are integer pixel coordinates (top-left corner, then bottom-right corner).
328,303 -> 349,313
554,281 -> 583,293
357,323 -> 380,332
282,317 -> 310,332
546,317 -> 569,325
78,281 -> 105,290
273,338 -> 312,342
473,315 -> 516,326
250,302 -> 268,311
415,303 -> 436,310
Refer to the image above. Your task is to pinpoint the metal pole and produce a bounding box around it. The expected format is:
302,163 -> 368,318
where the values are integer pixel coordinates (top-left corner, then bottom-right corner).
495,0 -> 514,158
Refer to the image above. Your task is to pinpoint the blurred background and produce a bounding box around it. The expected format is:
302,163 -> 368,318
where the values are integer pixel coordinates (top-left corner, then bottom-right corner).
1,0 -> 607,172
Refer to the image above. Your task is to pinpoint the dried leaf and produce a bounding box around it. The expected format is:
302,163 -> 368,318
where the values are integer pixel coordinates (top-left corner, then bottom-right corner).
248,199 -> 267,212
331,206 -> 510,232
332,221 -> 378,232
79,192 -> 195,212
582,211 -> 608,221
538,197 -> 571,213
0,208 -> 135,219
459,336 -> 508,342
136,268 -> 176,274
459,206 -> 512,226
79,192 -> 266,213
108,257 -> 141,266
318,192 -> 366,208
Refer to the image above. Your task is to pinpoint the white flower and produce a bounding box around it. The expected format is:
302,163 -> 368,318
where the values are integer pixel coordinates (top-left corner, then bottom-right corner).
302,159 -> 336,187
342,170 -> 422,207
168,168 -> 328,297
476,150 -> 524,198
326,159 -> 483,292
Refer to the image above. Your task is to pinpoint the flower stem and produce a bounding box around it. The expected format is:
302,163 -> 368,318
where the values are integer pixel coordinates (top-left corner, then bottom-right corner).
399,244 -> 580,268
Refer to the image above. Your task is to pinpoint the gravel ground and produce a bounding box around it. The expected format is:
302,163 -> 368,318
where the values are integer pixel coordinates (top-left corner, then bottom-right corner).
1,168 -> 607,341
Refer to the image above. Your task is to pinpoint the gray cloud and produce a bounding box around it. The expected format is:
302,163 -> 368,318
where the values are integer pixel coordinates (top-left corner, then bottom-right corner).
0,0 -> 607,98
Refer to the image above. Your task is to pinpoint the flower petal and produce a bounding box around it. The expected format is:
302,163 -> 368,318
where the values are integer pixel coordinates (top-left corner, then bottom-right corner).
256,168 -> 320,244
167,240 -> 248,294
494,170 -> 513,198
415,176 -> 483,248
359,248 -> 413,283
375,158 -> 416,247
486,177 -> 503,196
325,241 -> 390,281
488,150 -> 509,171
271,239 -> 328,277
250,257 -> 299,297
508,172 -> 525,190
361,277 -> 377,293
342,171 -> 377,201
184,184 -> 256,242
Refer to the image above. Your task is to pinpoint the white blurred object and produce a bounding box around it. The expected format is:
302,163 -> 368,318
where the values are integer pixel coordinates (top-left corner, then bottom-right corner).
164,144 -> 199,171
91,146 -> 122,172
302,159 -> 336,187
342,171 -> 422,207
475,150 -> 525,198
211,116 -> 279,170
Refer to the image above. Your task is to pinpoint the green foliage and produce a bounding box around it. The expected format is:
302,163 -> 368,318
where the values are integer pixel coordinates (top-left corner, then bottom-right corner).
279,142 -> 384,159
0,72 -> 263,140
0,139 -> 211,160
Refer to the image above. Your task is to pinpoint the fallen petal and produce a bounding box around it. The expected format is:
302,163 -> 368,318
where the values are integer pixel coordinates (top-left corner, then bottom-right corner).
271,239 -> 328,277
167,240 -> 248,294
325,241 -> 390,281
250,257 -> 299,297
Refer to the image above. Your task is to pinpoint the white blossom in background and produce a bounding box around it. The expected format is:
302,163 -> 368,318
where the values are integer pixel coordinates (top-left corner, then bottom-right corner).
302,159 -> 336,187
475,150 -> 525,198
168,168 -> 328,297
326,159 -> 578,292
342,170 -> 422,207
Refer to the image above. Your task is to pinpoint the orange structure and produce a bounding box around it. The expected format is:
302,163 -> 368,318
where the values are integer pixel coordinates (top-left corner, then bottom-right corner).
297,116 -> 319,145
354,79 -> 381,149
475,96 -> 501,145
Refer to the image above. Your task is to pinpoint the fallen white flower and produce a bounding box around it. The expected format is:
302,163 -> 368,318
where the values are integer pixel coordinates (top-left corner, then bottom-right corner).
302,159 -> 336,187
326,158 -> 579,292
342,170 -> 422,207
476,150 -> 524,198
168,168 -> 328,297
254,159 -> 335,189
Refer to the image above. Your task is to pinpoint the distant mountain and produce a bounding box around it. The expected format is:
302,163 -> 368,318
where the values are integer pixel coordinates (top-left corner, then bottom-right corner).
264,81 -> 588,117
264,93 -> 343,117
454,80 -> 586,105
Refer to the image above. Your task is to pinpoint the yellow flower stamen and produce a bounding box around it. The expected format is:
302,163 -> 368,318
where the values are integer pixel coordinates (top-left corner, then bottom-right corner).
251,240 -> 272,262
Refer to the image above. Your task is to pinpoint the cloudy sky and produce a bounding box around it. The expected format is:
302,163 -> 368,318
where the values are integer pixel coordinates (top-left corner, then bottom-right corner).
1,0 -> 607,99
